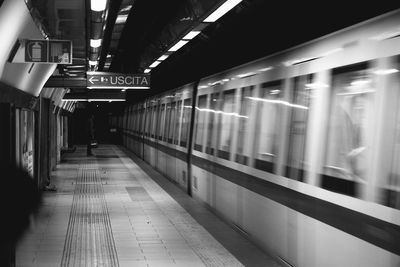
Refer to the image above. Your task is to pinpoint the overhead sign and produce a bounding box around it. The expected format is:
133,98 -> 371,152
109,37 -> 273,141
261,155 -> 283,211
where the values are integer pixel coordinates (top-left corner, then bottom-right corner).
87,72 -> 150,89
19,39 -> 72,64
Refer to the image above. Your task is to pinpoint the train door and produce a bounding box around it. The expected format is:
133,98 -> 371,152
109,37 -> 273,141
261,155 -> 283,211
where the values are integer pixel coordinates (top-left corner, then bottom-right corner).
283,71 -> 315,266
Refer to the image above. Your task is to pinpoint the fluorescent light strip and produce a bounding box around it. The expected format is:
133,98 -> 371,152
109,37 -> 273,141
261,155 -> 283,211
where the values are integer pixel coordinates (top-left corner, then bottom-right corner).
90,39 -> 102,48
144,69 -> 151,73
203,0 -> 243,23
120,5 -> 132,12
149,61 -> 161,68
88,99 -> 125,101
236,72 -> 256,78
116,14 -> 128,24
247,97 -> 308,110
182,31 -> 201,40
373,68 -> 399,75
168,40 -> 188,52
87,86 -> 150,89
65,65 -> 86,69
157,55 -> 169,61
91,0 -> 107,11
258,67 -> 273,72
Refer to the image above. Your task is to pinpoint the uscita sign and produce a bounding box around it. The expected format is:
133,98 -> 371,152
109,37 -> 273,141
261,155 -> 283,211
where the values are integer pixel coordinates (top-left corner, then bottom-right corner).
87,72 -> 151,89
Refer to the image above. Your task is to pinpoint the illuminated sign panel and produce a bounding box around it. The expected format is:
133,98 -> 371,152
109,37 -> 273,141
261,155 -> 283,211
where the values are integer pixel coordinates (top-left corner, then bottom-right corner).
87,72 -> 150,89
24,39 -> 72,64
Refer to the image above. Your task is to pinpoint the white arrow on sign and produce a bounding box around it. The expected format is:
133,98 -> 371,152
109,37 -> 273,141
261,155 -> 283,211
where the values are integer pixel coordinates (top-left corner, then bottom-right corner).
88,76 -> 99,84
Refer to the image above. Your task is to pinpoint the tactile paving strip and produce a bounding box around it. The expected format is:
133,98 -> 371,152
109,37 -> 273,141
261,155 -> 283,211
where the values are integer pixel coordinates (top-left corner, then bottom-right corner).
60,163 -> 119,267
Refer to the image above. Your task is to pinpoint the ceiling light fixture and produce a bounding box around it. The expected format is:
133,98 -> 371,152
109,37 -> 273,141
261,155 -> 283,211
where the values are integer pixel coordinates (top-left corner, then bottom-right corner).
91,0 -> 107,12
120,5 -> 132,12
144,69 -> 151,73
203,0 -> 243,23
168,40 -> 188,52
157,55 -> 169,61
62,99 -> 88,102
116,14 -> 128,24
149,61 -> 161,68
87,86 -> 149,89
182,31 -> 201,40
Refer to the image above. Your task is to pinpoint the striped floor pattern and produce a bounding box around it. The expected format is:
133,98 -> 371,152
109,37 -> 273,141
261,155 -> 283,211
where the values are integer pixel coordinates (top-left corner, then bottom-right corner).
60,162 -> 119,267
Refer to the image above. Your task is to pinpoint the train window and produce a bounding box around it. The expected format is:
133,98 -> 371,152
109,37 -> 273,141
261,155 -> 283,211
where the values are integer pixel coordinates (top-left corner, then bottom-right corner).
235,86 -> 254,165
217,89 -> 236,160
322,62 -> 374,196
149,105 -> 153,137
285,74 -> 314,181
194,95 -> 208,152
252,81 -> 283,172
134,107 -> 138,133
126,107 -> 130,130
206,93 -> 220,155
168,102 -> 176,143
159,104 -> 166,140
145,106 -> 151,136
151,104 -> 157,138
180,98 -> 192,147
164,102 -> 171,142
140,108 -> 145,135
130,107 -> 134,131
175,100 -> 182,145
384,59 -> 400,208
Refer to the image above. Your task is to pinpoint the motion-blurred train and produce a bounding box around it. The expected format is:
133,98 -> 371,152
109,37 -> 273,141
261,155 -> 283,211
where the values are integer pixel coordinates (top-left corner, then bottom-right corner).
112,9 -> 400,267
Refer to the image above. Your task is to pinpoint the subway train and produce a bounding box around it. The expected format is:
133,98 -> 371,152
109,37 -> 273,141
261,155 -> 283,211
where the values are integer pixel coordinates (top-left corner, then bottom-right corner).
113,9 -> 400,267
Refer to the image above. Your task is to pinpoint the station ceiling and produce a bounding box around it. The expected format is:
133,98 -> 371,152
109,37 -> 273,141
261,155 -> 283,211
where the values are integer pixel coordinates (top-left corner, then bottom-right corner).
31,0 -> 400,104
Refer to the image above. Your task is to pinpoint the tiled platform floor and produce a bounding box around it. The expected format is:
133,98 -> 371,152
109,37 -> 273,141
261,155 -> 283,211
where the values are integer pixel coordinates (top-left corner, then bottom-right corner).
16,145 -> 281,267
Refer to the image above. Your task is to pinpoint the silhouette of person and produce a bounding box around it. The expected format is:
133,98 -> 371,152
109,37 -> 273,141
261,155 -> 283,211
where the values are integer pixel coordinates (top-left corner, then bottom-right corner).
0,165 -> 41,266
87,115 -> 95,156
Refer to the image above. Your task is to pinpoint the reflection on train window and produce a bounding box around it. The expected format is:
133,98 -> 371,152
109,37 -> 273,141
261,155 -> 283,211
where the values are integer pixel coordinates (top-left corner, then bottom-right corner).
236,86 -> 254,165
206,93 -> 219,155
217,89 -> 236,160
180,98 -> 192,147
387,66 -> 400,208
148,105 -> 153,137
387,98 -> 400,208
167,102 -> 176,144
285,74 -> 313,181
322,62 -> 374,196
134,109 -> 137,131
138,108 -> 143,135
175,100 -> 182,145
139,108 -> 144,135
163,103 -> 170,142
130,107 -> 134,131
254,81 -> 282,173
151,104 -> 157,138
145,106 -> 150,136
194,95 -> 208,152
159,104 -> 166,140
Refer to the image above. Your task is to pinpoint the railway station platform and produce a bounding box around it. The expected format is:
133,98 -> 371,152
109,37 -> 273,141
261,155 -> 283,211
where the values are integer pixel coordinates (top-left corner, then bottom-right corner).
15,145 -> 280,267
